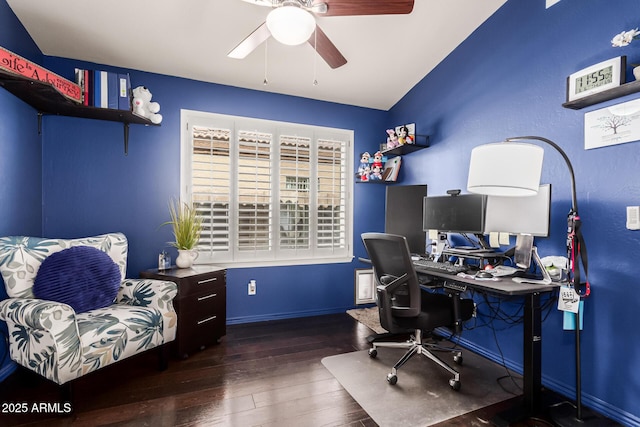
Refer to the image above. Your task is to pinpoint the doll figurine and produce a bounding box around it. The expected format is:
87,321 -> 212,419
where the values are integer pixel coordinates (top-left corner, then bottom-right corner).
386,129 -> 399,149
398,125 -> 415,145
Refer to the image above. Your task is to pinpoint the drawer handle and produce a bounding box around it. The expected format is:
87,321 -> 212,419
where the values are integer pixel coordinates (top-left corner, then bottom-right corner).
198,277 -> 218,285
197,315 -> 217,325
197,293 -> 217,301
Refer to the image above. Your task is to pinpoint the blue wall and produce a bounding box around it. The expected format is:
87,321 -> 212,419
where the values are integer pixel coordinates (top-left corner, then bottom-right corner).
2,0 -> 640,424
0,0 -> 43,383
390,0 -> 640,424
36,61 -> 388,324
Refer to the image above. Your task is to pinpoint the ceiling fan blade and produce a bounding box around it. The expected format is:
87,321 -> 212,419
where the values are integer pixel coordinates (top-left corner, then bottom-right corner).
316,0 -> 414,16
228,22 -> 271,59
308,25 -> 347,69
239,0 -> 274,7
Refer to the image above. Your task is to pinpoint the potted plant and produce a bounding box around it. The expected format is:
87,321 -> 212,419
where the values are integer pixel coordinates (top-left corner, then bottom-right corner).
163,198 -> 202,268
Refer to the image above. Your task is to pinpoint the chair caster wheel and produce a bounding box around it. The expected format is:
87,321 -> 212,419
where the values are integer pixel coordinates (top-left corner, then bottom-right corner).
449,379 -> 461,391
368,348 -> 377,358
453,354 -> 463,365
387,373 -> 398,385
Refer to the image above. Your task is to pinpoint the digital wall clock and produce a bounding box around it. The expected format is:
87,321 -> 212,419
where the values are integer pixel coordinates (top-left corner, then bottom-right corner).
566,56 -> 626,102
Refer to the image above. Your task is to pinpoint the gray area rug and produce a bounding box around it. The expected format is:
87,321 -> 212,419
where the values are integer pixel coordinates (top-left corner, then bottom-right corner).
346,307 -> 386,334
322,348 -> 521,426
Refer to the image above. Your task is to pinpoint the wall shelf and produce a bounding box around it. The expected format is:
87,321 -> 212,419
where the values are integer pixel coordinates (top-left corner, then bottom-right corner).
562,80 -> 640,110
356,135 -> 429,184
0,68 -> 158,154
382,135 -> 429,156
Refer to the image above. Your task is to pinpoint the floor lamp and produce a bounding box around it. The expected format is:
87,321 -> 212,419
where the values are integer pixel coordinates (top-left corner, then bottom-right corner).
467,136 -> 596,426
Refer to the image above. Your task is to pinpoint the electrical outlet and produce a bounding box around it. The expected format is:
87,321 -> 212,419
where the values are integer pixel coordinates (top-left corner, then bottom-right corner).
627,206 -> 640,230
248,280 -> 257,295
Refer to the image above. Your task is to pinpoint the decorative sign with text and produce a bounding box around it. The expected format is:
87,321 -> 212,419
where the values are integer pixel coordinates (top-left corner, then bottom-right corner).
0,46 -> 81,103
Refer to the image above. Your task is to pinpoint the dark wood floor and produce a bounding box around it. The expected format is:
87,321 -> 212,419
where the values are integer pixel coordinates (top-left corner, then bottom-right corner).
0,313 -> 598,426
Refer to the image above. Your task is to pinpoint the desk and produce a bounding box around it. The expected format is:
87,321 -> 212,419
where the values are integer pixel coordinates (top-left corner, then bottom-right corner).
417,268 -> 559,425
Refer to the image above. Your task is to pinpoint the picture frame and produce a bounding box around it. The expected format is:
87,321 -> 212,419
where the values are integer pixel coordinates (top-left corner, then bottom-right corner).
566,56 -> 626,102
354,268 -> 376,305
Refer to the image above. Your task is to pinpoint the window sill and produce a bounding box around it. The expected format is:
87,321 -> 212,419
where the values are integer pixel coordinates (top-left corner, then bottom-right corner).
194,255 -> 354,269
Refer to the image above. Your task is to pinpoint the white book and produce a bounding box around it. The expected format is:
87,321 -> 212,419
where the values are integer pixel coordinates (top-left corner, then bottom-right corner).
100,70 -> 108,108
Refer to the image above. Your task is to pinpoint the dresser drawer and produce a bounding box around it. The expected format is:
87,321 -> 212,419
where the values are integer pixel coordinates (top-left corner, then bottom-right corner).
178,270 -> 225,298
179,286 -> 226,320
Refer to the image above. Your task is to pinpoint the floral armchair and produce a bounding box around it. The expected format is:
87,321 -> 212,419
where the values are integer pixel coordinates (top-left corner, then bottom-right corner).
0,233 -> 177,385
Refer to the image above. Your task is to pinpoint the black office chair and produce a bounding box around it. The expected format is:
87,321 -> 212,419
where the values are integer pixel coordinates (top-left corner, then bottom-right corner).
361,232 -> 474,390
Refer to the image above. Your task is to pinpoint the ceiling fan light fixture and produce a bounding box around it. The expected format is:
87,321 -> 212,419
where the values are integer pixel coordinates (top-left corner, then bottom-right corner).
266,5 -> 316,46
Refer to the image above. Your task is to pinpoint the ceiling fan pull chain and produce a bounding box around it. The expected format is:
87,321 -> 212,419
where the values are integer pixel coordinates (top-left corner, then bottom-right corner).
313,29 -> 318,86
263,39 -> 269,85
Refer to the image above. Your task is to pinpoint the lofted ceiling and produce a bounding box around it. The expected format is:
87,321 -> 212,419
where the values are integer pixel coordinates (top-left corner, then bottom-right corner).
7,0 -> 506,111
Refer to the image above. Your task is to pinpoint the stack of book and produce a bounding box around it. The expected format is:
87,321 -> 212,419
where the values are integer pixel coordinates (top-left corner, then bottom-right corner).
74,69 -> 131,110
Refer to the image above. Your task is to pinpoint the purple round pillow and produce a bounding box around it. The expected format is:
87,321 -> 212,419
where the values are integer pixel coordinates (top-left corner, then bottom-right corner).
33,246 -> 121,313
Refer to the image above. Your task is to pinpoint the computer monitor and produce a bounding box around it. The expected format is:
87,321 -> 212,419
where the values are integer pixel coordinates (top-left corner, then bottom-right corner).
385,185 -> 427,254
484,184 -> 551,237
422,193 -> 487,234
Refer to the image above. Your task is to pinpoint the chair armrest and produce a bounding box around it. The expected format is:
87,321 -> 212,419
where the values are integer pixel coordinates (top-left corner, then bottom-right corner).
378,273 -> 409,293
116,279 -> 178,312
0,298 -> 77,332
378,273 -> 414,313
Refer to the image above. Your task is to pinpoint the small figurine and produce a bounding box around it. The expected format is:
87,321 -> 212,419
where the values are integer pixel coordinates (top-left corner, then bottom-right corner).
370,164 -> 383,180
357,152 -> 371,181
360,165 -> 370,182
372,151 -> 384,170
386,129 -> 399,149
397,125 -> 415,145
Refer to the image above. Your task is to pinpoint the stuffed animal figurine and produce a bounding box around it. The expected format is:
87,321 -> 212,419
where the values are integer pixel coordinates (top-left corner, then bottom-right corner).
132,86 -> 162,124
358,152 -> 371,176
372,151 -> 384,170
386,129 -> 399,149
397,125 -> 414,145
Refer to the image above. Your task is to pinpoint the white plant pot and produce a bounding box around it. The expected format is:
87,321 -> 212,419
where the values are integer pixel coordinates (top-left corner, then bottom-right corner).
176,249 -> 199,268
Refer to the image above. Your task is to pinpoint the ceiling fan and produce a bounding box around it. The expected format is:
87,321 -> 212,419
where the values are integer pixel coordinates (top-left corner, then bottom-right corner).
228,0 -> 414,69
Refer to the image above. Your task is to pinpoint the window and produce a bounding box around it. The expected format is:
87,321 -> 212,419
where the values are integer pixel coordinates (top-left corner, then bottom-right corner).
181,110 -> 354,266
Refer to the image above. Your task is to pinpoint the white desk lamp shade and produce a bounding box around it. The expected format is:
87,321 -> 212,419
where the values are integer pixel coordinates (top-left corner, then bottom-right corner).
266,6 -> 316,46
467,142 -> 544,197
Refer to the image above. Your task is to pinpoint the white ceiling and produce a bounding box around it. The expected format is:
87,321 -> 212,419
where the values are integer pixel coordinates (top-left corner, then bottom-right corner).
7,0 -> 507,111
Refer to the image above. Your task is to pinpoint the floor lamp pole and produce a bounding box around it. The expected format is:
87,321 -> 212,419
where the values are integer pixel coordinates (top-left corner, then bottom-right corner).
507,136 -> 597,426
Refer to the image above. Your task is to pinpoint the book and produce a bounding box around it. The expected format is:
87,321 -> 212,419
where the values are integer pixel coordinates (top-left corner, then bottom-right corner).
382,156 -> 401,182
100,70 -> 108,108
118,73 -> 131,110
93,70 -> 101,107
74,68 -> 85,104
107,72 -> 118,109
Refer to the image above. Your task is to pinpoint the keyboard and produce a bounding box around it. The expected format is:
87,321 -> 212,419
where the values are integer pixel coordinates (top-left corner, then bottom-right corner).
412,259 -> 470,275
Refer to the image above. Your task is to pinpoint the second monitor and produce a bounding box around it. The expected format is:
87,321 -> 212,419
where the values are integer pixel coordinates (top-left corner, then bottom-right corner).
422,193 -> 487,234
484,184 -> 551,237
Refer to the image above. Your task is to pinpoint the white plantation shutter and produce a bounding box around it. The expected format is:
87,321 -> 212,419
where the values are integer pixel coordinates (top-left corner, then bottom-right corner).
279,134 -> 311,251
181,110 -> 353,266
237,129 -> 272,257
316,137 -> 348,253
191,126 -> 231,255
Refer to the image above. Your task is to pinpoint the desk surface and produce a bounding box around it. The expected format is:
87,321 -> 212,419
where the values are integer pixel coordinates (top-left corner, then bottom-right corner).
358,256 -> 559,296
416,269 -> 559,296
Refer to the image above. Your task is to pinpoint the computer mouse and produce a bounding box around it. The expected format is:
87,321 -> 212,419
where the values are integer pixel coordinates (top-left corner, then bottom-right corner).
475,271 -> 494,279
